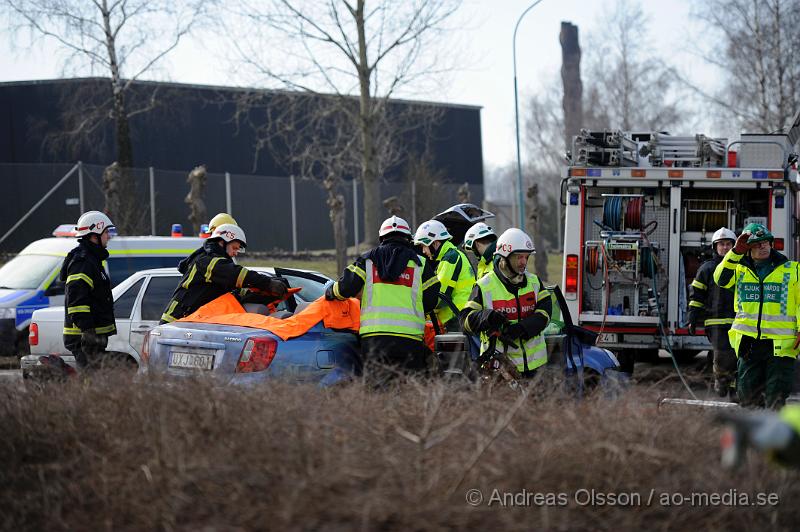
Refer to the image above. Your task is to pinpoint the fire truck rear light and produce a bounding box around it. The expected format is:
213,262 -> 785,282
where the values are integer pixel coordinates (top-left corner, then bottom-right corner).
774,238 -> 784,251
565,254 -> 579,294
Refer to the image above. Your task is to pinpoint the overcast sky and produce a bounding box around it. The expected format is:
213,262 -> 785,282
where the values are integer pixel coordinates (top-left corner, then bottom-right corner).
0,0 -> 716,169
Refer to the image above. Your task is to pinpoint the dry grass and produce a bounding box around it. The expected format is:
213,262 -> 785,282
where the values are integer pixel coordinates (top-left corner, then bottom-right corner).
1,374 -> 798,531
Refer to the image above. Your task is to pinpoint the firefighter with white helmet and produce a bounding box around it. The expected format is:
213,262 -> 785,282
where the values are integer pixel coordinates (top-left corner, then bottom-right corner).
413,219 -> 475,329
208,213 -> 237,234
160,223 -> 287,323
461,228 -> 552,376
688,227 -> 738,397
464,222 -> 498,279
61,211 -> 117,369
326,215 -> 440,381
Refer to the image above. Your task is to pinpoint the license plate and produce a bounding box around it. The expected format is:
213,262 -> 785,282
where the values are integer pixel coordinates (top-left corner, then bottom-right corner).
597,333 -> 618,344
169,352 -> 214,370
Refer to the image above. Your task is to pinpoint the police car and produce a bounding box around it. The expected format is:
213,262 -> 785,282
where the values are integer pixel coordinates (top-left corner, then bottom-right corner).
0,226 -> 202,355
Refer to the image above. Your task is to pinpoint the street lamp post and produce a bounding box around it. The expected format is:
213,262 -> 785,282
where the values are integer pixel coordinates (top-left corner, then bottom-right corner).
513,0 -> 545,229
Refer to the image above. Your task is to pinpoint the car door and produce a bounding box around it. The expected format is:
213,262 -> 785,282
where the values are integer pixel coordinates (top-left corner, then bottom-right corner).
128,274 -> 180,357
106,277 -> 146,357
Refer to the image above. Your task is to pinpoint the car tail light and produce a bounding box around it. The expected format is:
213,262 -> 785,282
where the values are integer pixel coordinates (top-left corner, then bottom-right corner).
236,337 -> 278,373
774,238 -> 784,251
565,254 -> 579,294
29,323 -> 38,346
141,331 -> 151,365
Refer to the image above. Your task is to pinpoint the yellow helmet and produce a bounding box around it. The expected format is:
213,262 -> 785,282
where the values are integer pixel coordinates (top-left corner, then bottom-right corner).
208,213 -> 237,233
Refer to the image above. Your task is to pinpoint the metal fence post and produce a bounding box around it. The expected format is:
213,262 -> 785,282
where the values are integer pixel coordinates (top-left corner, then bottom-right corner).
78,161 -> 84,213
353,179 -> 359,255
290,175 -> 297,253
411,180 -> 417,230
225,172 -> 232,215
149,167 -> 156,235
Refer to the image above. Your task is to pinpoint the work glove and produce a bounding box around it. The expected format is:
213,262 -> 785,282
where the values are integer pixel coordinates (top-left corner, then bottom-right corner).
81,329 -> 107,355
474,309 -> 508,333
268,277 -> 290,299
687,321 -> 697,335
733,232 -> 751,254
325,282 -> 336,301
503,322 -> 526,342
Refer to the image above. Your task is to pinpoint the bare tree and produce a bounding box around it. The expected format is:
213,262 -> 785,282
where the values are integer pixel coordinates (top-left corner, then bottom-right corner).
520,2 -> 687,252
3,0 -> 211,232
230,0 -> 461,246
581,0 -> 684,132
185,164 -> 208,235
233,90 -> 440,271
689,0 -> 800,132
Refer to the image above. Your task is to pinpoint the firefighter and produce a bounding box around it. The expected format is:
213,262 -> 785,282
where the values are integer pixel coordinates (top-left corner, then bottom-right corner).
325,215 -> 440,379
687,227 -> 737,397
413,219 -> 475,329
208,212 -> 236,234
160,224 -> 287,323
460,228 -> 552,377
62,211 -> 117,369
464,222 -> 497,279
714,223 -> 800,409
199,212 -> 237,239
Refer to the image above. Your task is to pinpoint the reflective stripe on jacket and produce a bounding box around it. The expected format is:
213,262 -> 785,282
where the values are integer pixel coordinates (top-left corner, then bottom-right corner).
359,258 -> 426,340
434,240 -> 475,325
475,271 -> 548,373
714,248 -> 800,358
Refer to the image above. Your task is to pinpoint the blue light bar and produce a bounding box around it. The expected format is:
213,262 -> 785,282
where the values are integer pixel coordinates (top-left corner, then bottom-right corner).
587,169 -> 602,177
752,171 -> 768,179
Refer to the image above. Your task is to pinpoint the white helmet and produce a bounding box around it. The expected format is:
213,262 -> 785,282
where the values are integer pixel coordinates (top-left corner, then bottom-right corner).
378,215 -> 412,239
210,223 -> 247,247
494,228 -> 535,258
712,227 -> 736,245
75,211 -> 114,237
413,220 -> 452,246
464,222 -> 497,251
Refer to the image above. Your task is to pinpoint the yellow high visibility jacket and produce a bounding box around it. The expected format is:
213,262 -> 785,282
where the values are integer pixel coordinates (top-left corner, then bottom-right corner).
714,248 -> 800,358
434,240 -> 475,325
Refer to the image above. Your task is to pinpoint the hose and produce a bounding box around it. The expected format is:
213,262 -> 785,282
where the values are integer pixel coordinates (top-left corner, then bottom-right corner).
625,197 -> 644,230
642,234 -> 698,400
603,196 -> 624,230
586,246 -> 601,275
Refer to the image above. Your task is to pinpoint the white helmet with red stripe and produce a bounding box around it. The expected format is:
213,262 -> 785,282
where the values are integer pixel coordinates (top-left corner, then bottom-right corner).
210,223 -> 247,247
494,228 -> 535,257
378,216 -> 412,240
75,211 -> 115,237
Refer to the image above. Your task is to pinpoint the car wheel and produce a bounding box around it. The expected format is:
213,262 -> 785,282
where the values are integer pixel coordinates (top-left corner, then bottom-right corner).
583,368 -> 602,391
103,351 -> 139,372
15,328 -> 30,357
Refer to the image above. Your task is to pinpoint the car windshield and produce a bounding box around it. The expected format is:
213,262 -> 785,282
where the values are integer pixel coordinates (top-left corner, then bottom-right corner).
0,254 -> 62,290
281,273 -> 325,301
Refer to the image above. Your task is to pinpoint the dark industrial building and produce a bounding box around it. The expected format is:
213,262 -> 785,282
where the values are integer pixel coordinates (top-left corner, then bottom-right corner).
0,78 -> 484,251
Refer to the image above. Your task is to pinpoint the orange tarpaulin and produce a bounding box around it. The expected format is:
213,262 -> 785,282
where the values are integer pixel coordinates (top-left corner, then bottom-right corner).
178,293 -> 361,341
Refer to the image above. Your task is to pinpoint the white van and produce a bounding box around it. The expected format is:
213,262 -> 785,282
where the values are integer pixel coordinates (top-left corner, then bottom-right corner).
0,231 -> 202,355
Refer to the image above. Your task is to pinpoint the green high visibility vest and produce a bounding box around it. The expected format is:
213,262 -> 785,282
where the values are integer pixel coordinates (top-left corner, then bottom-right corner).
435,240 -> 476,324
714,250 -> 800,358
476,256 -> 492,279
477,271 -> 548,373
359,257 -> 426,340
